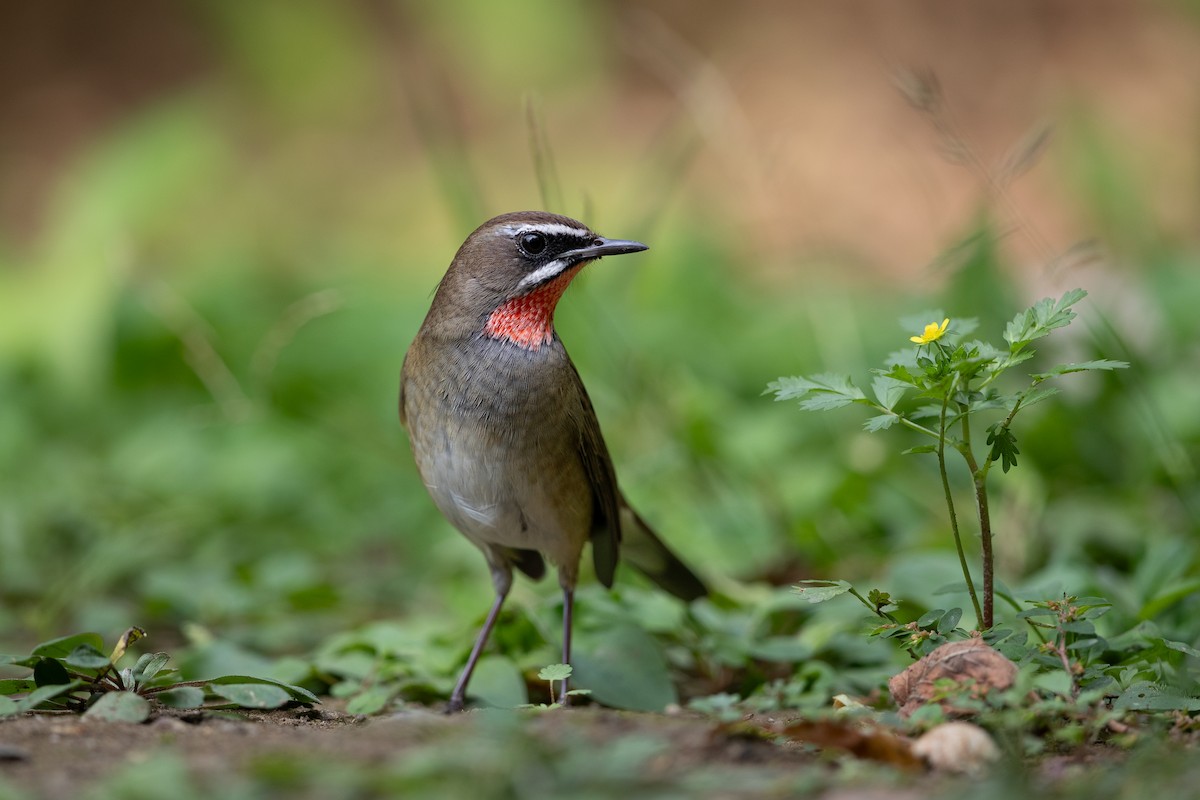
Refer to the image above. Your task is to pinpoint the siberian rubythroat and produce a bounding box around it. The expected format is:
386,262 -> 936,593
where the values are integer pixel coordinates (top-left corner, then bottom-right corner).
400,211 -> 706,711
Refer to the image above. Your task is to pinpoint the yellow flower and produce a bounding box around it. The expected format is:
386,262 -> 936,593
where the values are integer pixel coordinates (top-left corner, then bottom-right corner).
910,318 -> 950,345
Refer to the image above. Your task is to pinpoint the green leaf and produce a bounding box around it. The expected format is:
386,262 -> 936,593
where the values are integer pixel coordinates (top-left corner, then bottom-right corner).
1031,359 -> 1130,380
1004,289 -> 1088,350
1018,386 -> 1060,409
15,681 -> 85,713
902,444 -> 937,456
986,423 -> 1020,472
864,413 -> 899,432
31,633 -> 105,660
206,675 -> 319,705
537,663 -> 573,682
468,655 -> 528,709
938,608 -> 963,632
0,696 -> 18,717
0,679 -> 36,696
917,609 -> 946,628
572,624 -> 676,712
1114,681 -> 1200,712
345,686 -> 395,716
767,373 -> 865,411
747,637 -> 812,663
208,682 -> 291,709
85,691 -> 151,723
989,350 -> 1036,373
871,375 -> 909,410
131,653 -> 172,685
1164,639 -> 1200,659
65,644 -> 112,671
793,579 -> 853,603
155,686 -> 206,709
33,658 -> 71,688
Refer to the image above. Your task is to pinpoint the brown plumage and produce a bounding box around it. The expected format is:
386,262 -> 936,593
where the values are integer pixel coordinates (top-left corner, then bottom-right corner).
400,211 -> 706,711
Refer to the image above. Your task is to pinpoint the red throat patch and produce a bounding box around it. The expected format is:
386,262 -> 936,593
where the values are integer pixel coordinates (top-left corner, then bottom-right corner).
484,266 -> 583,351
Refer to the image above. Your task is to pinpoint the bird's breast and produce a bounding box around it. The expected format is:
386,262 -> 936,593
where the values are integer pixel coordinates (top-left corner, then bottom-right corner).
401,333 -> 592,561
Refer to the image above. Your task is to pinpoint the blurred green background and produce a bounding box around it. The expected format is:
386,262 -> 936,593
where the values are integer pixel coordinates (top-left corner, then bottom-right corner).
1,0 -> 1197,685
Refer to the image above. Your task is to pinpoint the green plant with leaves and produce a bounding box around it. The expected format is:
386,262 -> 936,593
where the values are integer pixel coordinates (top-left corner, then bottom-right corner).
0,627 -> 318,722
770,289 -> 1128,630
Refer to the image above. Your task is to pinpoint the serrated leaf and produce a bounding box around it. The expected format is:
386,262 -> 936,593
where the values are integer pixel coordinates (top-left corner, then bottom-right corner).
793,580 -> 853,603
1031,359 -> 1130,380
989,350 -> 1036,373
909,404 -> 946,420
871,375 -> 909,410
537,663 -> 573,682
1018,386 -> 1060,409
768,374 -> 864,411
85,691 -> 151,723
31,633 -> 105,660
864,414 -> 899,432
986,423 -> 1020,473
1004,289 -> 1088,350
208,682 -> 291,709
155,686 -> 206,709
1114,681 -> 1200,712
884,348 -> 920,369
65,644 -> 112,671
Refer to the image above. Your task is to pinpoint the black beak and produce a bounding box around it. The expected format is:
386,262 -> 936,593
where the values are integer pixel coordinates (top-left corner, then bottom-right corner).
561,237 -> 648,263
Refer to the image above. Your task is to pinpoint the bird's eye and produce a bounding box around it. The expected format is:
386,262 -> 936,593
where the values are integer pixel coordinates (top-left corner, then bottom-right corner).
518,232 -> 547,256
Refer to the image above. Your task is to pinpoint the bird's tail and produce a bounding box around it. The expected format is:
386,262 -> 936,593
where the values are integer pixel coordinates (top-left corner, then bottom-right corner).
618,502 -> 708,601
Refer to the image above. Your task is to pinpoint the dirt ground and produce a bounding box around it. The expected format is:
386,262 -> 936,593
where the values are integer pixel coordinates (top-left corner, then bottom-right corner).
1,703 -> 911,799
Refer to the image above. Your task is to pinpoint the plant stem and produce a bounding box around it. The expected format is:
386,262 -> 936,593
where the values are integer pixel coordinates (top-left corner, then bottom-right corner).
1054,614 -> 1080,699
977,388 -> 1029,483
847,586 -> 900,623
958,406 -> 994,629
938,384 -> 983,629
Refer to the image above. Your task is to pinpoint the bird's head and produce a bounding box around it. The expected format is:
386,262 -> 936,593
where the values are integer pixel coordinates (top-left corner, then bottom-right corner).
429,211 -> 648,351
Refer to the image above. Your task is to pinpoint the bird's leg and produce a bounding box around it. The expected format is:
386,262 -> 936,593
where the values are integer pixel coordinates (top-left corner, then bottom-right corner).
558,585 -> 574,706
447,583 -> 509,713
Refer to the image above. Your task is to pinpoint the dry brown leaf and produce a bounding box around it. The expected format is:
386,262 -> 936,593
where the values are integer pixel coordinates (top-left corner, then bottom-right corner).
778,719 -> 924,770
889,638 -> 1017,717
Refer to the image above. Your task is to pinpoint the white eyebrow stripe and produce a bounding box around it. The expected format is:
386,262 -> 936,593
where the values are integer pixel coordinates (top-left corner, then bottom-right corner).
515,258 -> 570,289
496,222 -> 592,239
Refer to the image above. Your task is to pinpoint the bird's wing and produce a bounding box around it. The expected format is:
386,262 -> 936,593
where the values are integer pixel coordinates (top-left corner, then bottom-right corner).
398,353 -> 410,428
568,362 -> 621,588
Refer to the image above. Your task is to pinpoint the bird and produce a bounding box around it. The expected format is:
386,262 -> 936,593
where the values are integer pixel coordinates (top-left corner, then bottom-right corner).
400,210 -> 707,711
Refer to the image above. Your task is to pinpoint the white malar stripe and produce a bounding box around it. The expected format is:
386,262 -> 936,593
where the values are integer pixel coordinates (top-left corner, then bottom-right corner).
497,222 -> 592,239
515,258 -> 569,290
